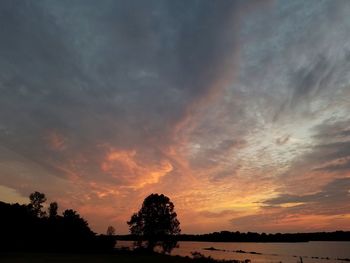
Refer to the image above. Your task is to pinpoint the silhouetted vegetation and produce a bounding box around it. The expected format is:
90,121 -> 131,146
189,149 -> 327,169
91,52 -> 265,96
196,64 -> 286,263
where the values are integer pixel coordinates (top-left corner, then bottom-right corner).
0,192 -> 116,252
118,230 -> 350,242
0,251 -> 243,263
127,193 -> 181,253
48,201 -> 58,218
106,225 -> 116,236
1,191 -> 350,263
29,191 -> 47,217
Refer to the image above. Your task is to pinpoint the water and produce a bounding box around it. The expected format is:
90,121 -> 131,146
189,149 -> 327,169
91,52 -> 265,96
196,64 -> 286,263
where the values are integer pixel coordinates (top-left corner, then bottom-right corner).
116,240 -> 350,263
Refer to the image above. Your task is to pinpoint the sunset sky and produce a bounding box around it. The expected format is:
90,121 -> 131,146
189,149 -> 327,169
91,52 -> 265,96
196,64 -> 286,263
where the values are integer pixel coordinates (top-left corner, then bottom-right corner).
0,0 -> 350,234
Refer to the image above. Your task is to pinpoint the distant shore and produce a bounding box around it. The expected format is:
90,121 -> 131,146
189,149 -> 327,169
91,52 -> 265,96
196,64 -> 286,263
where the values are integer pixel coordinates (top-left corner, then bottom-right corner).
116,230 -> 350,243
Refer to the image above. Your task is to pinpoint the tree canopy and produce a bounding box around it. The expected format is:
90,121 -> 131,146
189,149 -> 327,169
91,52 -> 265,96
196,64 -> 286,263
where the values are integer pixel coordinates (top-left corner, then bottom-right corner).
0,191 -> 116,252
48,202 -> 58,218
127,193 -> 181,253
29,191 -> 47,217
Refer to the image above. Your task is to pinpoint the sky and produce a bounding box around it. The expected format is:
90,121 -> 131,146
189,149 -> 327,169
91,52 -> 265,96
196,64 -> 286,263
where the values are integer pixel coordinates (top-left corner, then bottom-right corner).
0,0 -> 350,234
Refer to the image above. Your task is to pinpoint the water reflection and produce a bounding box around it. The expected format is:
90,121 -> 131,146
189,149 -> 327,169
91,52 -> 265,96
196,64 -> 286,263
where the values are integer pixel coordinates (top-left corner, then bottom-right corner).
116,241 -> 350,263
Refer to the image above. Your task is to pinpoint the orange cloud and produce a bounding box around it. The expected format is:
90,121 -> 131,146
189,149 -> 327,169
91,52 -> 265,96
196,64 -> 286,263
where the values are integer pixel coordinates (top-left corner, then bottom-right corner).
101,149 -> 173,189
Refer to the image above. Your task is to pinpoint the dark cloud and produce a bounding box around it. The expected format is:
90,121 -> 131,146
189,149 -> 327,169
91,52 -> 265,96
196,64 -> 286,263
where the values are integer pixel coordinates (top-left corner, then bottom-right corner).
293,117 -> 349,157
274,51 -> 350,122
237,0 -> 350,124
289,56 -> 331,106
314,160 -> 350,173
306,119 -> 350,172
0,0 -> 242,184
313,120 -> 350,140
262,178 -> 350,208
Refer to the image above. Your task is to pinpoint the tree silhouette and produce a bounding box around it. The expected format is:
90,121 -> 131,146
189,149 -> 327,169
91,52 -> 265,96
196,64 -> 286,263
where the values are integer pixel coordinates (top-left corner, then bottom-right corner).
29,191 -> 47,217
62,209 -> 93,235
48,202 -> 58,218
106,225 -> 116,236
127,193 -> 181,253
0,193 -> 116,252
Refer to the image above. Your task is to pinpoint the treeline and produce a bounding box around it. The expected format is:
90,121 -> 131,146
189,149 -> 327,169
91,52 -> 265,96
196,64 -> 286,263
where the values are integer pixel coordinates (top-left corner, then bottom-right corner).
117,230 -> 350,242
178,231 -> 350,242
0,192 -> 115,252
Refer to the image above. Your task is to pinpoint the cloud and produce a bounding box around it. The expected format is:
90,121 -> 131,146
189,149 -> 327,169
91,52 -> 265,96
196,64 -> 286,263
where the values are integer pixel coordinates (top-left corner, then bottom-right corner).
287,118 -> 350,176
0,0 -> 242,185
0,0 -> 249,232
198,209 -> 239,219
231,178 -> 350,232
262,178 -> 350,209
1,0 -> 350,233
313,120 -> 350,141
276,135 -> 291,145
289,55 -> 333,107
100,149 -> 173,189
314,160 -> 350,173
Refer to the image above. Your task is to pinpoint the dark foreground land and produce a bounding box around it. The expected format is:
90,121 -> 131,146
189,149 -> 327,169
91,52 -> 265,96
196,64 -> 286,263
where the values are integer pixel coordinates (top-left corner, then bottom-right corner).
1,253 -> 187,263
0,252 -> 240,263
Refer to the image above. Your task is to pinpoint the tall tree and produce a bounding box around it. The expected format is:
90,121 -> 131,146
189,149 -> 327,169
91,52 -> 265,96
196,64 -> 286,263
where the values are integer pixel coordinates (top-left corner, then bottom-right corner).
127,193 -> 181,253
48,202 -> 58,218
29,191 -> 47,217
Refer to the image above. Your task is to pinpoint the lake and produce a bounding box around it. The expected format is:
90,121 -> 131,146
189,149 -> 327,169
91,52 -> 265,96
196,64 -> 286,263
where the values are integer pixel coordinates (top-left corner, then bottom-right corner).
116,241 -> 350,263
